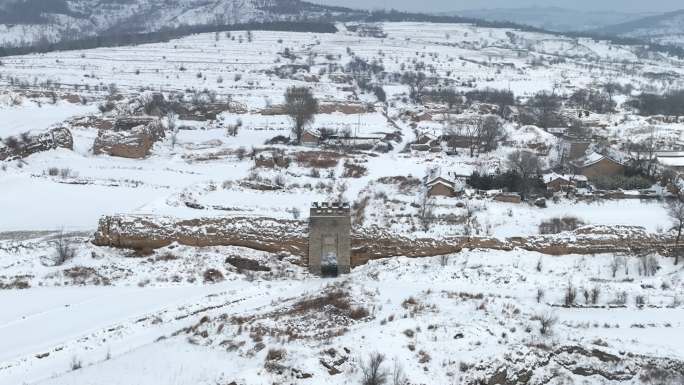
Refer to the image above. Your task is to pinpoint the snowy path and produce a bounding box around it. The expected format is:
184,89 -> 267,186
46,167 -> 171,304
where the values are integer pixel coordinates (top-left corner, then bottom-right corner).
0,281 -> 320,385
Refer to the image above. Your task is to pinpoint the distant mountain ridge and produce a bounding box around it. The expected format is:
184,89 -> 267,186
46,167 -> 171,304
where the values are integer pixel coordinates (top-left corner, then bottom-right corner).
449,7 -> 651,33
592,9 -> 684,46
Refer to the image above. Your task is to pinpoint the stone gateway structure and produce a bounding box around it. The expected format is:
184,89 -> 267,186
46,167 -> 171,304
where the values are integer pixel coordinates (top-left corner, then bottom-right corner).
308,202 -> 351,276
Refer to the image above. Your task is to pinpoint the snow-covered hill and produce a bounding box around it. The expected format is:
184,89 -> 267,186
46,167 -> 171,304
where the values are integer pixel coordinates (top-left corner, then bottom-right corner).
0,0 -> 351,47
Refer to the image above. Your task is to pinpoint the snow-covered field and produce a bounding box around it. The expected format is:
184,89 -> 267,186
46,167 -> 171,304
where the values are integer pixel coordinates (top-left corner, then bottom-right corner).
1,236 -> 682,384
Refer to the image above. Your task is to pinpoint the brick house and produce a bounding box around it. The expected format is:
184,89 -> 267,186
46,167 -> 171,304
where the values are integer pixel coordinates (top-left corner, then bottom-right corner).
301,129 -> 321,145
543,173 -> 588,192
425,170 -> 464,197
572,152 -> 625,178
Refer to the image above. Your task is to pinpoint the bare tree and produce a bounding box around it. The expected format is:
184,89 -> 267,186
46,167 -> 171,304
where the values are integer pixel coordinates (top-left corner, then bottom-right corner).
507,150 -> 540,180
418,191 -> 435,231
440,88 -> 461,110
627,128 -> 657,178
667,197 -> 684,265
462,201 -> 479,237
391,359 -> 407,385
445,116 -> 479,157
532,312 -> 558,336
401,71 -> 427,103
360,353 -> 388,385
479,115 -> 505,153
167,112 -> 178,149
53,230 -> 76,266
610,255 -> 624,278
526,91 -> 562,130
507,150 -> 541,199
284,87 -> 318,144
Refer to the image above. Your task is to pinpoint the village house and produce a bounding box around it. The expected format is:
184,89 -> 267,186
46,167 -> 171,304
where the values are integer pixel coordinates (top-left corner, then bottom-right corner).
425,170 -> 465,198
571,152 -> 625,178
301,129 -> 321,145
542,172 -> 588,192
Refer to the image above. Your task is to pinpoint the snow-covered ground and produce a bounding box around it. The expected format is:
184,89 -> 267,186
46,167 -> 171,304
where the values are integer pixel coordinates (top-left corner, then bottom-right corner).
0,235 -> 682,385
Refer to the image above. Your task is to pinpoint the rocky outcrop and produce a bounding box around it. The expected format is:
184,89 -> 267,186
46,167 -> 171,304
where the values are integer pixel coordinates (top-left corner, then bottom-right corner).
0,127 -> 73,161
92,119 -> 164,158
92,216 -> 674,267
469,344 -> 684,385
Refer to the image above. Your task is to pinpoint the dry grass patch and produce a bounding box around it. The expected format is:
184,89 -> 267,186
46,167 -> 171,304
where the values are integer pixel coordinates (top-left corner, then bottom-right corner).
295,151 -> 341,168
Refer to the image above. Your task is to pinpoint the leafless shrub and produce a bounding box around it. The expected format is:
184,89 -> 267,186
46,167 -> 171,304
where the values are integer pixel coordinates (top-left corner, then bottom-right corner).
291,206 -> 301,220
610,255 -> 624,278
639,364 -> 684,385
98,101 -> 116,113
226,119 -> 242,137
203,268 -> 224,283
536,288 -> 545,303
265,348 -> 285,362
612,291 -> 628,305
70,356 -> 82,371
52,230 -> 76,266
417,350 -> 431,364
59,168 -> 73,178
343,161 -> 368,178
295,151 -> 339,168
418,192 -> 435,231
352,195 -> 370,226
360,352 -> 388,385
564,281 -> 577,306
350,306 -> 370,320
273,174 -> 286,188
638,255 -> 659,277
439,255 -> 449,267
590,286 -> 600,305
532,312 -> 558,336
291,289 -> 351,315
635,295 -> 647,307
391,359 -> 407,385
539,216 -> 584,234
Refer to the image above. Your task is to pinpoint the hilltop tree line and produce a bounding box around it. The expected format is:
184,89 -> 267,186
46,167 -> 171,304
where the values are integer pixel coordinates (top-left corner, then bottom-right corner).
0,21 -> 338,57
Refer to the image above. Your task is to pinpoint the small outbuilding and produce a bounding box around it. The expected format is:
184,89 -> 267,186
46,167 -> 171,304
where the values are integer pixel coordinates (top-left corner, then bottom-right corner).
301,129 -> 321,145
543,173 -> 588,192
